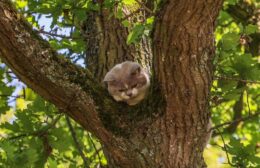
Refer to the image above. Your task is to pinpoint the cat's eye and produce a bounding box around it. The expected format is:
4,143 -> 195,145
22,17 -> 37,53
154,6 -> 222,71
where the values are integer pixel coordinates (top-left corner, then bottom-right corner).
132,84 -> 138,88
131,67 -> 140,76
118,89 -> 125,92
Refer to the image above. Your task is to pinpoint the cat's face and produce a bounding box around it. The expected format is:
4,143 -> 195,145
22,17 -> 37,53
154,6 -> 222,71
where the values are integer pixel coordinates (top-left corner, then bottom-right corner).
104,61 -> 150,105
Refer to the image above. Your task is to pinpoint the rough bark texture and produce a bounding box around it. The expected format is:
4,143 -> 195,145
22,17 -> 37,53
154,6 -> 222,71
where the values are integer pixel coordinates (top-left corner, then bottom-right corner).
151,0 -> 223,167
82,4 -> 152,81
0,0 -> 223,167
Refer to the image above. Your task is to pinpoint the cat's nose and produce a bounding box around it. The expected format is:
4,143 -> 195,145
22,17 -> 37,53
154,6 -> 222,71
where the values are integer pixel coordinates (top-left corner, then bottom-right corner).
126,91 -> 132,97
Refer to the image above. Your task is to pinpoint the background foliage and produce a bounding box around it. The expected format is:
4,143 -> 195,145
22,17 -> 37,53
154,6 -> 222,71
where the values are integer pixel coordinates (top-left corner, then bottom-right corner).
0,0 -> 259,167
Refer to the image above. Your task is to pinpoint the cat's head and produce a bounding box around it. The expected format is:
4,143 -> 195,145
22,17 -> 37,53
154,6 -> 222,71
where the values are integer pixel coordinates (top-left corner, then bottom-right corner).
103,61 -> 150,103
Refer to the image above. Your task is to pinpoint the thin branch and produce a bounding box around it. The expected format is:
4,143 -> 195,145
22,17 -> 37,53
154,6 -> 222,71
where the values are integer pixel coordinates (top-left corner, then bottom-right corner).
226,89 -> 244,134
4,72 -> 18,79
42,133 -> 52,159
0,94 -> 23,98
215,75 -> 260,84
7,114 -> 62,140
134,0 -> 154,14
211,111 -> 260,131
22,87 -> 26,99
65,116 -> 90,168
216,128 -> 237,167
87,132 -> 102,165
246,90 -> 251,115
36,29 -> 81,40
120,8 -> 143,21
90,148 -> 103,161
253,94 -> 260,101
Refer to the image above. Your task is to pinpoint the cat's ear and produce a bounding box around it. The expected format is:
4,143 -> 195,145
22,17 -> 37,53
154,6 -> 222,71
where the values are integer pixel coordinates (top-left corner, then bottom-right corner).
103,71 -> 115,82
130,63 -> 141,75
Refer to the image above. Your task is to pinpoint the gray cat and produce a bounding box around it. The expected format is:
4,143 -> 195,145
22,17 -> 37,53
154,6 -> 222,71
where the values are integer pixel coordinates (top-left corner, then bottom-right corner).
103,61 -> 150,105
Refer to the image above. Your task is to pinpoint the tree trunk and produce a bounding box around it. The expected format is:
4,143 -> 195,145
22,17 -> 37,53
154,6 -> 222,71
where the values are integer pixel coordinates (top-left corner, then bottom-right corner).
0,0 -> 223,167
150,1 -> 223,167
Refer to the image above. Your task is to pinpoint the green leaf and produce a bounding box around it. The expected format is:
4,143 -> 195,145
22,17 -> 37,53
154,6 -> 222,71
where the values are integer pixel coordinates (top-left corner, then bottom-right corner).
1,122 -> 21,132
122,0 -> 136,5
48,158 -> 58,168
231,54 -> 259,79
0,83 -> 14,96
73,9 -> 87,21
49,127 -> 72,152
12,148 -> 39,167
221,33 -> 240,51
226,0 -> 238,5
245,24 -> 258,34
0,141 -> 16,159
218,11 -> 232,24
122,20 -> 130,27
15,111 -> 34,132
146,17 -> 154,25
217,79 -> 237,92
127,24 -> 145,45
223,89 -> 243,100
116,8 -> 124,19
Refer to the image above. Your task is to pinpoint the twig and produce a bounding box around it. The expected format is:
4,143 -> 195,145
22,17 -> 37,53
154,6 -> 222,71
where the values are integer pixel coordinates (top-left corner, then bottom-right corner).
87,132 -> 102,165
65,116 -> 90,168
226,89 -> 244,134
7,114 -> 62,140
0,94 -> 23,98
215,75 -> 260,84
91,148 -> 103,161
216,128 -> 237,167
36,29 -> 81,40
253,94 -> 260,101
211,111 -> 260,131
134,0 -> 154,14
23,87 -> 26,99
120,8 -> 143,21
246,90 -> 251,115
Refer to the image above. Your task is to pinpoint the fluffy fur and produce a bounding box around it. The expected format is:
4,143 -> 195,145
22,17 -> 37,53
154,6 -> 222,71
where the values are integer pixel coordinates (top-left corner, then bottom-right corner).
103,61 -> 150,105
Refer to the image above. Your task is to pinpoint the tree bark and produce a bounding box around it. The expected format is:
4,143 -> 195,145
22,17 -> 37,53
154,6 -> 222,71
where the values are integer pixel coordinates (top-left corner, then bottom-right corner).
0,0 -> 223,167
82,5 -> 152,81
151,0 -> 223,166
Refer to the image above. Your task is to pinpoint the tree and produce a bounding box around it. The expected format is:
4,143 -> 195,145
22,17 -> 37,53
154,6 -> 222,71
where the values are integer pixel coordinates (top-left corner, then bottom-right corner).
0,0 -> 259,167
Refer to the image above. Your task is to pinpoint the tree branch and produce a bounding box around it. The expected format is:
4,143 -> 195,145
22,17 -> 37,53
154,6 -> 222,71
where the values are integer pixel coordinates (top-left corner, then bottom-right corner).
134,0 -> 154,14
215,75 -> 260,84
0,1 -> 154,164
87,132 -> 102,165
120,8 -> 143,21
211,111 -> 260,131
216,128 -> 237,167
0,94 -> 23,98
66,116 -> 90,167
245,90 -> 251,115
0,0 -> 115,139
36,29 -> 81,39
226,82 -> 245,134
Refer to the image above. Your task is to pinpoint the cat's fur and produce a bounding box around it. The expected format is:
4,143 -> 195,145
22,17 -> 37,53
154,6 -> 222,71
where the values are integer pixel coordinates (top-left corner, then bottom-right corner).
103,61 -> 150,105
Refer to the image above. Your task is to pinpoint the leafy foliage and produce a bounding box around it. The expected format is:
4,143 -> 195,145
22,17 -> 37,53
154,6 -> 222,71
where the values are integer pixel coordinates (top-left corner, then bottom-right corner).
0,87 -> 106,167
206,0 -> 260,167
0,0 -> 259,167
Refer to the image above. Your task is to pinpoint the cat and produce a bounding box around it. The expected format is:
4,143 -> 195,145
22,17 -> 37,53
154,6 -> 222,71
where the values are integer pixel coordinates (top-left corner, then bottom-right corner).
103,61 -> 150,106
